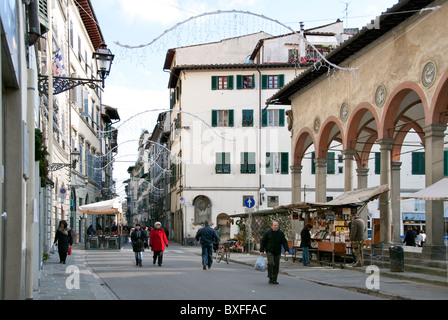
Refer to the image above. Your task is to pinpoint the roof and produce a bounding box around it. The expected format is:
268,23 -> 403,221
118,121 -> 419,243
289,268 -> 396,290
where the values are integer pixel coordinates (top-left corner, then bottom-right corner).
399,178 -> 448,200
266,0 -> 438,105
167,62 -> 310,88
74,0 -> 105,50
231,185 -> 389,218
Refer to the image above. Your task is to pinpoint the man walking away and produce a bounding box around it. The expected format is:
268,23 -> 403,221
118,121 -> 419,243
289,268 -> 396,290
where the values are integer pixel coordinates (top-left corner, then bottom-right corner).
300,224 -> 313,266
259,221 -> 289,284
349,213 -> 366,267
195,220 -> 219,270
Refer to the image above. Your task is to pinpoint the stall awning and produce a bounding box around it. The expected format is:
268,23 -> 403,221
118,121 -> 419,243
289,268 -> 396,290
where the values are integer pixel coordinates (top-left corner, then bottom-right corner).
230,185 -> 389,218
78,198 -> 122,215
399,178 -> 448,201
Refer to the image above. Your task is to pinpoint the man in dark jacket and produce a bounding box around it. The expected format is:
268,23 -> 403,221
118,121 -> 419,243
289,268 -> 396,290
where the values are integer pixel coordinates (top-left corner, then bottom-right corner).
259,221 -> 289,284
195,220 -> 219,270
349,214 -> 366,267
131,224 -> 147,267
300,224 -> 313,266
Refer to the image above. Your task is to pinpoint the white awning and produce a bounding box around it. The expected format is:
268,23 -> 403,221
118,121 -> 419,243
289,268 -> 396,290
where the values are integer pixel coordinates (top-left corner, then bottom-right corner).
325,184 -> 390,206
78,198 -> 122,215
399,178 -> 448,201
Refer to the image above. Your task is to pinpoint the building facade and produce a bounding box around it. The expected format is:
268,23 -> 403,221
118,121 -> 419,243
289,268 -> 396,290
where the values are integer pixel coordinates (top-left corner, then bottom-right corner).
269,0 -> 448,259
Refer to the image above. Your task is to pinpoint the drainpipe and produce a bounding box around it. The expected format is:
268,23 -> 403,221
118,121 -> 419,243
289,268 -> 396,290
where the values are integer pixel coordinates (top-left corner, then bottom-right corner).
28,0 -> 41,47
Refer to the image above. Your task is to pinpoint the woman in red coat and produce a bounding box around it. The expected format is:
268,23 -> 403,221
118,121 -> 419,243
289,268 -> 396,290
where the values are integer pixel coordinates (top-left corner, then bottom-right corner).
150,222 -> 169,266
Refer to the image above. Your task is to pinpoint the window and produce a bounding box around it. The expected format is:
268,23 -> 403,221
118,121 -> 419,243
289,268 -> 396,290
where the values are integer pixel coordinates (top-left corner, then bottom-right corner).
311,152 -> 335,174
375,152 -> 381,174
268,196 -> 279,207
237,75 -> 255,89
211,109 -> 234,127
211,76 -> 234,90
242,110 -> 253,127
266,152 -> 289,174
262,74 -> 285,89
241,152 -> 256,174
412,152 -> 425,175
216,152 -> 231,174
262,109 -> 285,127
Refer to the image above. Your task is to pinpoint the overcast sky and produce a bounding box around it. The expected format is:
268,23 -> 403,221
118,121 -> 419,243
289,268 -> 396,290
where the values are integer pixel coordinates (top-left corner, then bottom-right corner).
91,0 -> 399,198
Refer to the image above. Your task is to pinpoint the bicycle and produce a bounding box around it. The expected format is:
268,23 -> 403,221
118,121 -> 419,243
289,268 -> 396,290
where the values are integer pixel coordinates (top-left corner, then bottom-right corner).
216,240 -> 238,264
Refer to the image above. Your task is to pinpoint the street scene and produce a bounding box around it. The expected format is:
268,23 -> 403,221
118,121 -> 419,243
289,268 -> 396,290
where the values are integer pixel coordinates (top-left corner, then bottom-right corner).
1,0 -> 448,307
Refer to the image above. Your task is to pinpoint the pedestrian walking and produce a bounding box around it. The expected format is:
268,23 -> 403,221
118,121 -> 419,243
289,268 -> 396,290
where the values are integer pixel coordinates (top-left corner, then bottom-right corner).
131,224 -> 147,267
53,220 -> 73,264
300,224 -> 313,266
349,213 -> 366,267
403,226 -> 417,246
149,222 -> 169,266
195,220 -> 219,270
418,230 -> 426,247
259,221 -> 289,284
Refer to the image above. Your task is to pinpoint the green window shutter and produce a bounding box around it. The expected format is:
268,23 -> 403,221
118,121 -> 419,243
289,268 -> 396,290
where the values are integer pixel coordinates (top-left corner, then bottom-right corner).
279,74 -> 285,88
248,152 -> 256,173
252,74 -> 255,88
212,110 -> 218,127
211,76 -> 217,90
241,152 -> 247,173
444,150 -> 448,176
281,152 -> 289,174
279,109 -> 285,127
228,109 -> 234,127
216,153 -> 223,173
327,152 -> 335,174
224,152 -> 231,173
262,109 -> 268,127
266,152 -> 273,174
412,152 -> 425,175
236,75 -> 243,89
228,76 -> 234,90
311,152 -> 316,174
375,152 -> 381,174
262,75 -> 268,89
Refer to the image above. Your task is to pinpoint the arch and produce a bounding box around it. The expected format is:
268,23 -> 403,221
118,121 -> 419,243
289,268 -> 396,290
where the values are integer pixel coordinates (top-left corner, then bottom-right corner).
193,195 -> 211,224
380,81 -> 429,140
216,213 -> 230,241
317,116 -> 344,158
429,69 -> 448,125
293,127 -> 316,166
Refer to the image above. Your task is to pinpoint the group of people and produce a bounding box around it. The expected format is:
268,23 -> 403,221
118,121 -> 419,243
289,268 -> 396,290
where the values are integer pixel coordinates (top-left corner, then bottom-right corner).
130,222 -> 169,267
404,226 -> 426,247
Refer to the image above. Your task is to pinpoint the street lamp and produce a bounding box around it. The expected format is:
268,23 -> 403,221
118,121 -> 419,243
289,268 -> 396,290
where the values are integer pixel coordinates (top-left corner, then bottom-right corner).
48,150 -> 81,172
92,43 -> 114,88
38,43 -> 115,95
259,185 -> 267,205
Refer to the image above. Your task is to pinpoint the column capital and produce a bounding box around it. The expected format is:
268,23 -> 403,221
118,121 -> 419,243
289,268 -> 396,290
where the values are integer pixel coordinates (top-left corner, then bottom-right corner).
356,167 -> 369,176
290,165 -> 303,174
376,138 -> 394,150
391,161 -> 402,170
314,158 -> 327,167
423,124 -> 446,137
342,149 -> 357,158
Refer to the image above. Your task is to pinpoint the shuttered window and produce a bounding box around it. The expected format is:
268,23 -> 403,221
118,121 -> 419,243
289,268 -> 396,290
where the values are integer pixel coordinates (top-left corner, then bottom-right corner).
241,152 -> 256,174
216,152 -> 231,174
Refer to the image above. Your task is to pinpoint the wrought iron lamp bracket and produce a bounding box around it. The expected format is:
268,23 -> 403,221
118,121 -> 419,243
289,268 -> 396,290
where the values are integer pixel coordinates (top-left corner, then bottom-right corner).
38,75 -> 103,96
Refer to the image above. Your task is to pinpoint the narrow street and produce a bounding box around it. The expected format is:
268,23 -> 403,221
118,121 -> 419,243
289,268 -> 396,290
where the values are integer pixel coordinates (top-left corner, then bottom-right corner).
84,242 -> 382,300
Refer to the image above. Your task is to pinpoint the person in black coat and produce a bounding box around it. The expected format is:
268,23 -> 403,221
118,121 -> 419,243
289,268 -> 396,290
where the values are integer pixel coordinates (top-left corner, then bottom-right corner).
403,226 -> 417,246
300,224 -> 313,266
54,220 -> 73,264
131,224 -> 147,267
259,221 -> 289,284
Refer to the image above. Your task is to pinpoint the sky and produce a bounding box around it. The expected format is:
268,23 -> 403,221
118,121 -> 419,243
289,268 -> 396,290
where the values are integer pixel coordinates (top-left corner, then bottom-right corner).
91,0 -> 399,198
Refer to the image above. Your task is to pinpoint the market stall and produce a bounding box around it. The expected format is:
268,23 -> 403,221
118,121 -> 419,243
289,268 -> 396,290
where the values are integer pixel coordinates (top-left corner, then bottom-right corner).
230,185 -> 389,265
78,198 -> 123,250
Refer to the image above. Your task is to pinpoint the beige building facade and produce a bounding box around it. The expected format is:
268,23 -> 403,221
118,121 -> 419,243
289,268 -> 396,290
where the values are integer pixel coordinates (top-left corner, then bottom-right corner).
269,0 -> 448,259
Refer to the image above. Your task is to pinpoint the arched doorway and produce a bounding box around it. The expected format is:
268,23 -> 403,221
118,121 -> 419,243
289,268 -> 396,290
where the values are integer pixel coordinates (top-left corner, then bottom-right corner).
216,213 -> 230,241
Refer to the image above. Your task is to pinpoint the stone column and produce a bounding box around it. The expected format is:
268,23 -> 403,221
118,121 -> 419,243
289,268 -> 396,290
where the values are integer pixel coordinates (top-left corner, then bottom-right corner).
391,161 -> 402,244
378,139 -> 393,245
423,124 -> 446,260
290,165 -> 303,203
315,158 -> 327,203
356,167 -> 369,222
342,149 -> 356,191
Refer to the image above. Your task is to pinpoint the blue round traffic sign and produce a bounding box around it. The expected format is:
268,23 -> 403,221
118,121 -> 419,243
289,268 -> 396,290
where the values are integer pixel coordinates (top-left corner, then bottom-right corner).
244,197 -> 255,208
